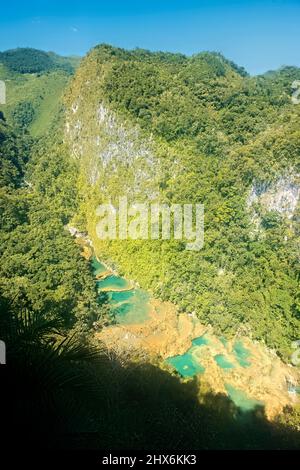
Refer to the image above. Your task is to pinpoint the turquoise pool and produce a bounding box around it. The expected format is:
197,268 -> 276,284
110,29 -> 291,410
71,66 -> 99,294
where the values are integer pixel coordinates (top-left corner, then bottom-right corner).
233,341 -> 252,367
225,384 -> 264,412
214,354 -> 234,370
92,256 -> 151,324
166,352 -> 205,377
192,335 -> 210,347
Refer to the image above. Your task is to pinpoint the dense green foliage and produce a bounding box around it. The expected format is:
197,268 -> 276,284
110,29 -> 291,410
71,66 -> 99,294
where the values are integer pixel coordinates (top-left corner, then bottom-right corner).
0,46 -> 299,450
0,114 -> 102,333
0,67 -> 71,137
65,44 -> 300,359
11,101 -> 35,130
0,117 -> 31,187
0,49 -> 80,137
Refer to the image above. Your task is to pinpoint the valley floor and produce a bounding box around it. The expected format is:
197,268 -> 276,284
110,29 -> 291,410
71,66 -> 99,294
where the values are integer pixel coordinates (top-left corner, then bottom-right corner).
82,242 -> 300,420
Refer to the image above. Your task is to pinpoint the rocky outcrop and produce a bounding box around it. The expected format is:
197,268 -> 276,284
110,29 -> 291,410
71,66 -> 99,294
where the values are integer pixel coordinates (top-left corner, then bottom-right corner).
247,175 -> 300,220
65,99 -> 159,201
95,270 -> 113,280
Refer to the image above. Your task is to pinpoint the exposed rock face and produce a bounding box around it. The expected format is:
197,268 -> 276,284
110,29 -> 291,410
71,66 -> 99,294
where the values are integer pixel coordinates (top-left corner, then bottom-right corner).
67,225 -> 88,239
248,176 -> 300,220
65,100 -> 159,200
95,270 -> 113,280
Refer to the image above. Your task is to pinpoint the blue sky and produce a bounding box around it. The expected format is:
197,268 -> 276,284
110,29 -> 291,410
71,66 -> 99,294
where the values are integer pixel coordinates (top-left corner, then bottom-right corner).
0,0 -> 299,75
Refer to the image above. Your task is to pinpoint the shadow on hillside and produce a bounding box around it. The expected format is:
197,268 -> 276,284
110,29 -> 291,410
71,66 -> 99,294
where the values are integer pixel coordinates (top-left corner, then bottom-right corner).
2,347 -> 299,450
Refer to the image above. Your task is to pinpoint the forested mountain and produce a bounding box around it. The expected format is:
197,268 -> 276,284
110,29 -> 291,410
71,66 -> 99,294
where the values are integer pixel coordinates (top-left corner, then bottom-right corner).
65,44 -> 300,359
0,48 -> 80,136
0,45 -> 299,449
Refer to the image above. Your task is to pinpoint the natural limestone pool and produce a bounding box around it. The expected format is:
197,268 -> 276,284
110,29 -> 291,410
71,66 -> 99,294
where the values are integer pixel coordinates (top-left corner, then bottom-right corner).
96,275 -> 131,291
233,340 -> 252,367
214,354 -> 235,370
91,256 -> 107,276
192,335 -> 210,347
93,257 -> 151,324
166,351 -> 205,377
225,384 -> 264,412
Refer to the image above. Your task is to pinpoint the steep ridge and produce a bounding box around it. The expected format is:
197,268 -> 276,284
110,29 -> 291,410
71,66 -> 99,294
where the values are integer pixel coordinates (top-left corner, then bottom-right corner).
65,44 -> 300,360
